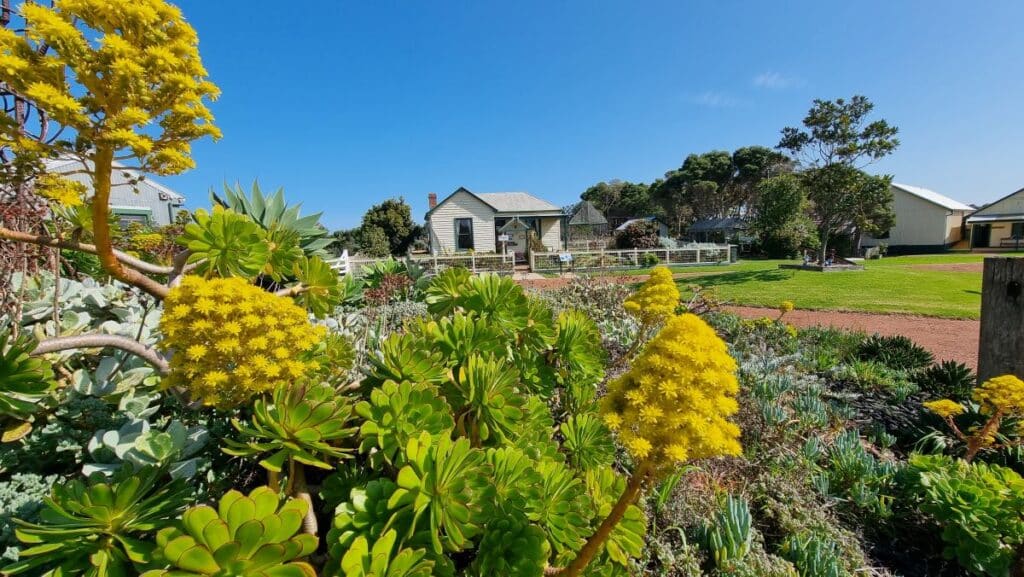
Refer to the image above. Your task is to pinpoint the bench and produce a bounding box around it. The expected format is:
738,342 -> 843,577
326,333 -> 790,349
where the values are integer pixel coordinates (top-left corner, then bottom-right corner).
999,238 -> 1024,248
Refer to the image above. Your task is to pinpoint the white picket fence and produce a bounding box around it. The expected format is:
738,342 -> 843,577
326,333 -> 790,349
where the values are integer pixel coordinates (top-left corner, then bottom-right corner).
530,244 -> 734,273
326,250 -> 516,277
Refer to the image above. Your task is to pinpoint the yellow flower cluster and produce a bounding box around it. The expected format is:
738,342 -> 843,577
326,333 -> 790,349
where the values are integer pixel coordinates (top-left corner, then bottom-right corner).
34,173 -> 85,207
131,232 -> 165,251
923,399 -> 965,418
778,300 -> 795,314
160,276 -> 325,408
0,0 -> 221,175
623,266 -> 680,326
974,374 -> 1024,415
600,313 -> 741,469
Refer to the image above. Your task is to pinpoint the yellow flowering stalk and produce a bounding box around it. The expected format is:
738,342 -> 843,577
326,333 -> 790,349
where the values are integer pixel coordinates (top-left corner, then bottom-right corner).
620,266 -> 680,362
34,173 -> 86,207
0,0 -> 221,300
778,300 -> 794,319
926,374 -> 1024,462
561,314 -> 741,577
160,276 -> 325,408
624,266 -> 680,326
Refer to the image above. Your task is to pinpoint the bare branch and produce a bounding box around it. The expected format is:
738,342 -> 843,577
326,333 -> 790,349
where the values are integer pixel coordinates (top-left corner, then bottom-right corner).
275,284 -> 310,298
0,226 -> 175,275
32,333 -> 169,375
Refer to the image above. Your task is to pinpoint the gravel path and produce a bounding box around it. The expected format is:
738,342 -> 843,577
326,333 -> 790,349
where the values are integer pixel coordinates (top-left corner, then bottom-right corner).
727,306 -> 979,369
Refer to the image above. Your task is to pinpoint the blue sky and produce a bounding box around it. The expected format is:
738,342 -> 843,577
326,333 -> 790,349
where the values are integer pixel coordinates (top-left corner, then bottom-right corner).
165,0 -> 1024,230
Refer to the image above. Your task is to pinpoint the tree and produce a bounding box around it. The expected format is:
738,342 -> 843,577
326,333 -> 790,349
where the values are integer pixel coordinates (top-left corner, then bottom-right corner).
751,174 -> 818,258
359,197 -> 420,256
0,0 -> 221,299
778,96 -> 899,260
651,147 -> 789,235
581,180 -> 659,222
801,165 -> 894,259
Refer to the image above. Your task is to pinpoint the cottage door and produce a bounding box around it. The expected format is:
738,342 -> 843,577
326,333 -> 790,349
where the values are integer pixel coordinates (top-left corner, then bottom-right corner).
972,224 -> 991,248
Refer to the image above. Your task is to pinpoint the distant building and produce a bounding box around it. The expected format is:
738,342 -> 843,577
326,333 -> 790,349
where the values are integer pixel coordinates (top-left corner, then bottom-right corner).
44,158 -> 186,226
861,183 -> 973,254
965,186 -> 1024,249
424,187 -> 565,259
614,217 -> 670,237
686,217 -> 748,243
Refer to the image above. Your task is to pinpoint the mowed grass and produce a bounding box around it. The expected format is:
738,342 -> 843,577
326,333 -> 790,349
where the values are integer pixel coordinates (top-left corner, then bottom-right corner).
653,254 -> 997,319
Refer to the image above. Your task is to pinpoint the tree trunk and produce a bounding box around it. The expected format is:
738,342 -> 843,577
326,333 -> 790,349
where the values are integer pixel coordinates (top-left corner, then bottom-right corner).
556,464 -> 650,577
977,258 -> 1024,384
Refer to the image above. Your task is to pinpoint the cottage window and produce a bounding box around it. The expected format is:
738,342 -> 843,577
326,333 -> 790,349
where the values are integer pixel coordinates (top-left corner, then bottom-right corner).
1013,222 -> 1024,239
455,218 -> 474,250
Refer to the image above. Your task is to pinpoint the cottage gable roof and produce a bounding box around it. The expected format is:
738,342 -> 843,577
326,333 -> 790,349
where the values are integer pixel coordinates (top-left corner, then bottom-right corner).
477,192 -> 561,213
892,183 -> 972,212
426,187 -> 562,218
568,201 -> 608,226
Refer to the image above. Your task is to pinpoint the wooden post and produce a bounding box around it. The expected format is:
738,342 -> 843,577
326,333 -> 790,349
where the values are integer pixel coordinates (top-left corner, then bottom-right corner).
978,258 -> 1024,383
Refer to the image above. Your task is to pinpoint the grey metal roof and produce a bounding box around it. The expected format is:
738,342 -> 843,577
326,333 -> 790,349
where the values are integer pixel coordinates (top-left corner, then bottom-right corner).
688,217 -> 747,233
476,192 -> 561,213
966,214 -> 1024,223
568,201 -> 608,226
43,157 -> 186,202
891,183 -> 972,211
614,217 -> 665,232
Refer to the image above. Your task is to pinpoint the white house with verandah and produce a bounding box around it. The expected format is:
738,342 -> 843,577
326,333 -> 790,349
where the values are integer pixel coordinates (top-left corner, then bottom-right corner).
861,183 -> 973,254
424,187 -> 565,261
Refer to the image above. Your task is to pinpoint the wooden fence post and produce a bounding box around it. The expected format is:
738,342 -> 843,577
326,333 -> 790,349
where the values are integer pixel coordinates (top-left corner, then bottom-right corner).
978,257 -> 1024,383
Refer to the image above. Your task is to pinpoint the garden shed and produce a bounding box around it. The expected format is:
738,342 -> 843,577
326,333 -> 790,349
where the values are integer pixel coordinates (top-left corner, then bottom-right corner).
566,201 -> 609,247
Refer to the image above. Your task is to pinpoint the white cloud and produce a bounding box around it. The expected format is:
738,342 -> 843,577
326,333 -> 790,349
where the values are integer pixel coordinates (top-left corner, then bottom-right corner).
688,91 -> 740,108
752,71 -> 799,89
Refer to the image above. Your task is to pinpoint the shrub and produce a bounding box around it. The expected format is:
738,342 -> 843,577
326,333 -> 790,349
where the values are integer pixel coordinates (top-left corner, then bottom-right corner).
614,221 -> 660,249
856,334 -> 933,372
641,251 -> 660,267
909,454 -> 1024,576
915,360 -> 975,401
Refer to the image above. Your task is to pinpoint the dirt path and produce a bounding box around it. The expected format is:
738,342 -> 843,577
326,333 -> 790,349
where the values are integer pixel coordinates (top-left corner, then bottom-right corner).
727,306 -> 979,369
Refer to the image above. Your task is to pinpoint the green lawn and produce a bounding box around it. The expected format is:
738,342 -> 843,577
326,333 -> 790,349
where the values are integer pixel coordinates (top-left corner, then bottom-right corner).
662,255 -> 994,319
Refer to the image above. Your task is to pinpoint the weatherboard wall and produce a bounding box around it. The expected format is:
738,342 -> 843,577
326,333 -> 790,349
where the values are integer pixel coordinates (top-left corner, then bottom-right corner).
427,189 -> 497,254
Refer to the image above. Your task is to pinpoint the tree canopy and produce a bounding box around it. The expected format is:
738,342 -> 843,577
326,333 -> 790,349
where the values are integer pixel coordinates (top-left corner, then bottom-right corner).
777,95 -> 899,260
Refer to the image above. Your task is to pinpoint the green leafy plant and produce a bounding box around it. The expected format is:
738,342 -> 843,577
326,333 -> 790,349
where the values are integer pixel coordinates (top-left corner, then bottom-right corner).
561,413 -> 615,470
0,329 -> 56,437
909,454 -> 1024,576
701,495 -> 753,569
446,354 -> 525,445
336,529 -> 434,577
916,360 -> 975,401
85,419 -> 209,480
178,207 -> 270,279
214,181 -> 334,257
387,433 -> 494,554
356,381 -> 454,466
471,513 -> 549,577
5,467 -> 189,576
856,334 -> 933,372
224,383 -> 358,474
142,486 -> 317,577
289,255 -> 343,318
781,533 -> 845,577
534,459 -> 593,560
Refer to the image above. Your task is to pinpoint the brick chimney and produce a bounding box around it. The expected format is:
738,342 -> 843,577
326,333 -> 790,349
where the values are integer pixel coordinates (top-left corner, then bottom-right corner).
428,192 -> 438,210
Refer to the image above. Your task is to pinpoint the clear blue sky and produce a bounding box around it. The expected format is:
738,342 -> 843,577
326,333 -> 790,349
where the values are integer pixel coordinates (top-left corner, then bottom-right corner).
164,0 -> 1024,230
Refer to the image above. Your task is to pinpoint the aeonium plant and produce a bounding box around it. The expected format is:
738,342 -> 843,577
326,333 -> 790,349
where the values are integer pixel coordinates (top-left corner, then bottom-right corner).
924,374 -> 1024,462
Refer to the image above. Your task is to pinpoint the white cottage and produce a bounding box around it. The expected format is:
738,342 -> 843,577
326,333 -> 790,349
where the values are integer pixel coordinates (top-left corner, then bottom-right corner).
861,183 -> 973,254
424,187 -> 565,259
